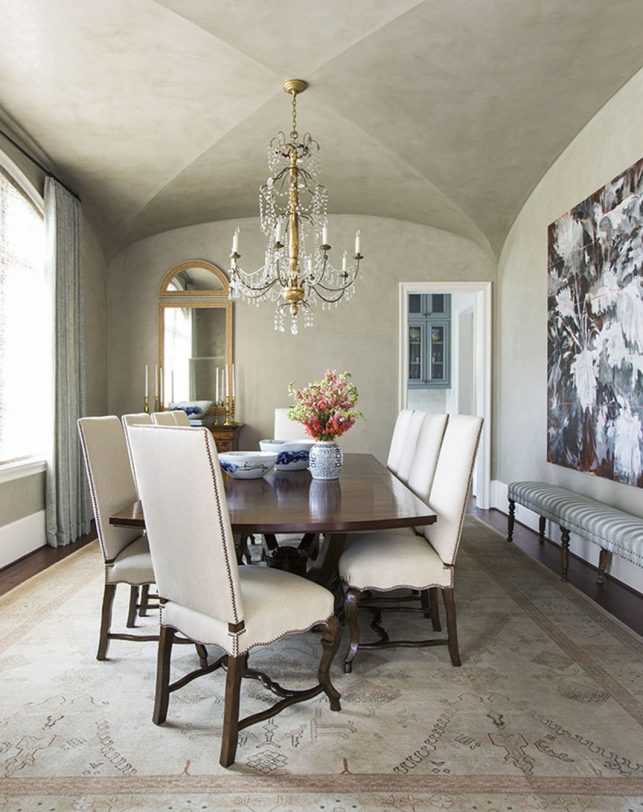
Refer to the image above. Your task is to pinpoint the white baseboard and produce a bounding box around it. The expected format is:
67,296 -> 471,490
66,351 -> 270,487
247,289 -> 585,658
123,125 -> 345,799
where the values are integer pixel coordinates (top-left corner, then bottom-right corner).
490,479 -> 643,595
0,510 -> 46,570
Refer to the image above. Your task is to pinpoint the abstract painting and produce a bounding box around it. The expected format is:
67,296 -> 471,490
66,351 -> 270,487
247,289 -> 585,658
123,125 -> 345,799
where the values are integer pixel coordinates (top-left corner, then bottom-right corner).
547,157 -> 643,488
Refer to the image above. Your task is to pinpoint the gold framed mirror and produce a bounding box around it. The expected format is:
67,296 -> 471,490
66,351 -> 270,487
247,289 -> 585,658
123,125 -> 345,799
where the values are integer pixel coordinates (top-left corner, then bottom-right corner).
158,260 -> 233,409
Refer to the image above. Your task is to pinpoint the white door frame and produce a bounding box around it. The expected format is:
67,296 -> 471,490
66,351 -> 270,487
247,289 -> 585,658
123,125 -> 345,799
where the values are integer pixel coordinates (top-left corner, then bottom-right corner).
398,281 -> 492,509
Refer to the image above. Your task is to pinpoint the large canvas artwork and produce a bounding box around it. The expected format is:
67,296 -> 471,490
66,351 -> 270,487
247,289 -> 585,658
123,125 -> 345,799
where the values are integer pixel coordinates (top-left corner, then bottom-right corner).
547,157 -> 643,488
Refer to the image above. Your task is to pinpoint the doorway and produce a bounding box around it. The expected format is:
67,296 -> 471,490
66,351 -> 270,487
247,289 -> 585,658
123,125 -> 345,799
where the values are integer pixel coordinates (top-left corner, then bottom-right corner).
398,282 -> 492,509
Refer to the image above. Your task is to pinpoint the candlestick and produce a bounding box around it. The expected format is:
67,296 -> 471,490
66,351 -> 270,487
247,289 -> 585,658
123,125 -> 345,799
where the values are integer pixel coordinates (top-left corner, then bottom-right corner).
159,367 -> 164,409
170,370 -> 175,404
144,364 -> 149,399
215,366 -> 219,403
232,363 -> 236,398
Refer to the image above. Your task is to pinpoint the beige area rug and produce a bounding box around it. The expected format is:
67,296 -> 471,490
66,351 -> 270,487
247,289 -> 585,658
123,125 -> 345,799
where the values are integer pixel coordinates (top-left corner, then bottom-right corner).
0,518 -> 642,811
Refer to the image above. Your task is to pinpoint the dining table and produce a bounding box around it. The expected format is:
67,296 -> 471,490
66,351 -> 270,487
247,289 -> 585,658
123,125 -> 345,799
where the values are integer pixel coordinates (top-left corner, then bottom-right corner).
109,453 -> 437,598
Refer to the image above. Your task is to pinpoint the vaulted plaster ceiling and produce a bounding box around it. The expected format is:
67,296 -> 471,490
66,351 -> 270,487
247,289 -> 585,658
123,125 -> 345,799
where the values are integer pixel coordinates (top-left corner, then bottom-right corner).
1,0 -> 642,257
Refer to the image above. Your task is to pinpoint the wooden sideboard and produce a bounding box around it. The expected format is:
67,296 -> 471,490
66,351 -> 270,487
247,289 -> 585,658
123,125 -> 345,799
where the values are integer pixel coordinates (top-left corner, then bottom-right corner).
211,423 -> 244,452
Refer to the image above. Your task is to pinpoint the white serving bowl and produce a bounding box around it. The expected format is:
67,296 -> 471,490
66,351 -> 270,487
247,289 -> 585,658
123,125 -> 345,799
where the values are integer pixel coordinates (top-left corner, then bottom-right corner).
219,451 -> 277,479
259,439 -> 315,471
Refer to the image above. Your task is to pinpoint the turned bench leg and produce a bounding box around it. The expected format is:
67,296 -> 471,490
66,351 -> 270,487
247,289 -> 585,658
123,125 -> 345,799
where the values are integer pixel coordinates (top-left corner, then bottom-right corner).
597,549 -> 612,585
539,516 -> 546,544
560,527 -> 570,581
507,499 -> 516,542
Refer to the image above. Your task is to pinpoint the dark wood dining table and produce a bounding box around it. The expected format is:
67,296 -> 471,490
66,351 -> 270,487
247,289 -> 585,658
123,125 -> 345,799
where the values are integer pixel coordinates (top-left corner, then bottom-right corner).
109,453 -> 436,587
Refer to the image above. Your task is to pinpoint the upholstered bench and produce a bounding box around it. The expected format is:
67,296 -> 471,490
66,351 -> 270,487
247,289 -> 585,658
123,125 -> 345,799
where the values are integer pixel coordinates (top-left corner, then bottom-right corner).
507,481 -> 643,583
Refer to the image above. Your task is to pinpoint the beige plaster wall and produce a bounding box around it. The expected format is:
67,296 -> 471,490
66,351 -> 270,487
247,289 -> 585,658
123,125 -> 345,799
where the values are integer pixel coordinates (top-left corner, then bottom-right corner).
495,67 -> 643,587
107,215 -> 495,462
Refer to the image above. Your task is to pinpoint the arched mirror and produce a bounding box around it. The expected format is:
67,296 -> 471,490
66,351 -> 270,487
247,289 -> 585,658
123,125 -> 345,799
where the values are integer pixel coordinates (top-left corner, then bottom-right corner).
159,260 -> 232,409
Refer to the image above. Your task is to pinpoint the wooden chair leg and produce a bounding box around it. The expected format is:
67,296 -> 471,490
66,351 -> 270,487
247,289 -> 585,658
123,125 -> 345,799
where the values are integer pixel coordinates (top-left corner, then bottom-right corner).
442,588 -> 461,667
597,548 -> 612,585
318,616 -> 341,711
507,500 -> 516,542
420,589 -> 431,618
343,588 -> 361,674
139,584 -> 150,617
560,527 -> 570,581
97,583 -> 117,661
539,516 -> 546,543
126,586 -> 139,628
429,587 -> 442,631
195,643 -> 209,669
153,625 -> 175,725
219,654 -> 244,768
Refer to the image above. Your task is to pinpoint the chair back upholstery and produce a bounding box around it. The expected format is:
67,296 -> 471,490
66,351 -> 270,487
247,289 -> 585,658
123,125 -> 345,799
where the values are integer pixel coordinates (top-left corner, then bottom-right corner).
396,410 -> 426,483
407,414 -> 448,501
387,409 -> 413,476
121,413 -> 153,490
128,425 -> 243,625
78,417 -> 141,563
171,410 -> 190,426
151,411 -> 176,426
424,415 -> 483,565
274,407 -> 307,441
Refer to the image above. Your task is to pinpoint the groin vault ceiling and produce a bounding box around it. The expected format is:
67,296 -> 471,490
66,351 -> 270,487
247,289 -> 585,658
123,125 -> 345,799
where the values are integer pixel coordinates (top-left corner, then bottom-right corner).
1,0 -> 643,257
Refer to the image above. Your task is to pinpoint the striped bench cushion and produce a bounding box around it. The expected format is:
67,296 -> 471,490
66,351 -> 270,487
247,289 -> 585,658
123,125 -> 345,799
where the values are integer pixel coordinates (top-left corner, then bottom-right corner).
508,481 -> 643,567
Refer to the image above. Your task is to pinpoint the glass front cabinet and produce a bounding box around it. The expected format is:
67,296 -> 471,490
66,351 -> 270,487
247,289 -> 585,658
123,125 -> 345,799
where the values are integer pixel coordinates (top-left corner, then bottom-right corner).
408,294 -> 451,388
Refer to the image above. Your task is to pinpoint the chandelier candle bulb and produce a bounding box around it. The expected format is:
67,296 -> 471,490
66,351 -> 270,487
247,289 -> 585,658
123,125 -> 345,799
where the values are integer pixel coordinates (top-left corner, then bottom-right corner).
342,251 -> 348,272
355,230 -> 361,254
322,224 -> 328,245
232,226 -> 240,254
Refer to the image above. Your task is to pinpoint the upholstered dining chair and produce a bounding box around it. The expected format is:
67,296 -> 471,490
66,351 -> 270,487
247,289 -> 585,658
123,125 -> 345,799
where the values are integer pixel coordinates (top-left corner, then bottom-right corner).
170,410 -> 190,426
274,407 -> 307,440
128,424 -> 341,767
396,409 -> 426,483
151,411 -> 176,426
386,409 -> 413,478
339,414 -> 483,672
121,412 -> 157,617
78,416 -> 158,657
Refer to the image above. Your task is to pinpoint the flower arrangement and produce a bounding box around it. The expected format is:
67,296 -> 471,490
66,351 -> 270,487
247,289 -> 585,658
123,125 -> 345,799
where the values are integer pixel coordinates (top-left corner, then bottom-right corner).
288,370 -> 361,442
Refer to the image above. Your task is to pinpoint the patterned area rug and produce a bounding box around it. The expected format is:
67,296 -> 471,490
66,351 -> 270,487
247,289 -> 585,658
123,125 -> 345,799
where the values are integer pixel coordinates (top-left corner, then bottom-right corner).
0,517 -> 642,811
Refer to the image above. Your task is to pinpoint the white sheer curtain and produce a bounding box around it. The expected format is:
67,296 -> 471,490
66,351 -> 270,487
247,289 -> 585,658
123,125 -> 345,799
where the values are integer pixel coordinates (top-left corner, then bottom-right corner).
0,168 -> 48,464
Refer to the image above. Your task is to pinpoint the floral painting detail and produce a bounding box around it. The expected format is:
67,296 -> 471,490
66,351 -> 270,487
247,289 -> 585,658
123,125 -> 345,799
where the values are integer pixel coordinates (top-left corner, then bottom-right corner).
547,157 -> 643,488
288,369 -> 361,441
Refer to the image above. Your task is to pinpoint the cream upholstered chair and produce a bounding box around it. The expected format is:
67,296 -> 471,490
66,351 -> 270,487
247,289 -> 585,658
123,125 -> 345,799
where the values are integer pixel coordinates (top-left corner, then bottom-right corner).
121,413 -> 152,489
170,410 -> 190,426
151,411 -> 176,426
386,409 -> 413,478
120,412 -> 156,619
274,407 -> 307,440
340,414 -> 482,672
78,416 -> 158,658
128,424 -> 341,767
396,409 -> 426,483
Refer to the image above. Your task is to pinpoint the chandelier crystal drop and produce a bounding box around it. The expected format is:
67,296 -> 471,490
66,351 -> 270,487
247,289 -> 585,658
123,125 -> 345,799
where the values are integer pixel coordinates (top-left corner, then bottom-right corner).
228,79 -> 364,334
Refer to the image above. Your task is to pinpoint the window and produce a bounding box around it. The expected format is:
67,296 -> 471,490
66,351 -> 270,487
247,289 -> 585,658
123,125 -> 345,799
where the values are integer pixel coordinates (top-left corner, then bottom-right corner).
0,164 -> 48,464
408,293 -> 451,388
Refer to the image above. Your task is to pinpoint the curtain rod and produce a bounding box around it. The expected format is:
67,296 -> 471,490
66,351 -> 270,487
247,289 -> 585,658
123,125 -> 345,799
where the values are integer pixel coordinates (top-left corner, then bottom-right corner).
0,126 -> 81,202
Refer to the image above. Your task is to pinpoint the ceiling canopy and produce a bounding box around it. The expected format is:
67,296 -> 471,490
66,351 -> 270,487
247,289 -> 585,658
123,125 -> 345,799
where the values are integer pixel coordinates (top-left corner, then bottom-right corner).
1,0 -> 642,256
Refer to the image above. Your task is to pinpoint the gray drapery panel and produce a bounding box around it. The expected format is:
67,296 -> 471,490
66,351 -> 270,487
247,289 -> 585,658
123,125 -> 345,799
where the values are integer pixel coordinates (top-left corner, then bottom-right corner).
45,177 -> 90,547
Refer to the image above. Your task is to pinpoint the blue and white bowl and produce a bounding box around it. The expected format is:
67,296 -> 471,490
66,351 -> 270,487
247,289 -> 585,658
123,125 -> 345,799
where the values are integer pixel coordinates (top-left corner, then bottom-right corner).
259,439 -> 315,471
219,451 -> 277,479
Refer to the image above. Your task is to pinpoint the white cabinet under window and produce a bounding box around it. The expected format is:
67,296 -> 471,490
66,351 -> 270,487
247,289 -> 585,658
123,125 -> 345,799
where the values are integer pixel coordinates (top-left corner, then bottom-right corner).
407,293 -> 451,389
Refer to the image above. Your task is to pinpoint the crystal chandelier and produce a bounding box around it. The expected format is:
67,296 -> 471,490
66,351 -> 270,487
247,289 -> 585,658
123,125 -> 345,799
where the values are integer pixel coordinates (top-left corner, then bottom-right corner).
228,79 -> 364,335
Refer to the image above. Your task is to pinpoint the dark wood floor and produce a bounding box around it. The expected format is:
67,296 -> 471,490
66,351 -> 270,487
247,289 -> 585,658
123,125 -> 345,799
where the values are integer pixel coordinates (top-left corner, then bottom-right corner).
0,527 -> 96,599
472,504 -> 643,636
1,512 -> 641,637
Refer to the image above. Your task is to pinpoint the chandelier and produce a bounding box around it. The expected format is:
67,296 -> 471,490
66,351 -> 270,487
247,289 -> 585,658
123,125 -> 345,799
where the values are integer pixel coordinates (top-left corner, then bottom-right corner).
228,79 -> 364,335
